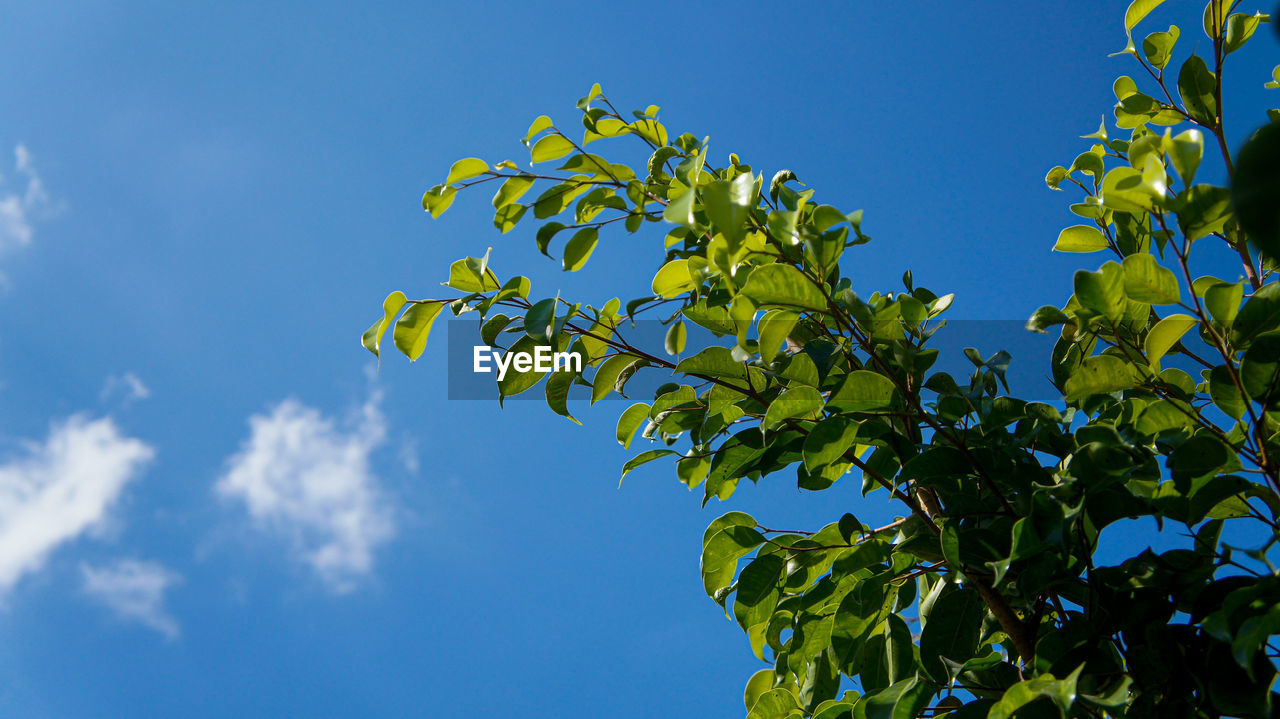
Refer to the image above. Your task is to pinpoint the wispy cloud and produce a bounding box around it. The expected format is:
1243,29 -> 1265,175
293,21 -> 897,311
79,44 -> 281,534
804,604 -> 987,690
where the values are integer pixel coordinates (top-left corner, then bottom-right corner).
0,144 -> 53,256
81,558 -> 181,639
216,394 -> 394,593
100,372 -> 151,407
0,415 -> 155,595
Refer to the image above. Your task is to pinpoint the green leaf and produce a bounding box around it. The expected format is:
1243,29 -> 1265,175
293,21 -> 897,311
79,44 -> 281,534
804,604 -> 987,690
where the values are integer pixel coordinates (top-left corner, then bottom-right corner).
616,402 -> 649,448
919,587 -> 984,682
493,204 -> 525,234
1202,0 -> 1232,38
422,184 -> 458,218
446,257 -> 500,293
445,157 -> 488,185
702,172 -> 755,248
1053,225 -> 1109,253
1241,332 -> 1280,407
480,313 -> 513,346
592,354 -> 646,403
1122,253 -> 1181,304
1136,398 -> 1195,434
1027,305 -> 1070,333
1100,166 -> 1157,214
1204,281 -> 1243,326
1142,25 -> 1180,69
524,298 -> 557,340
1169,435 -> 1231,485
743,670 -> 775,713
758,310 -> 798,358
665,321 -> 687,355
361,291 -> 408,357
391,302 -> 445,361
827,371 -> 900,412
676,347 -> 747,380
747,689 -> 802,719
1178,55 -> 1218,125
1209,365 -> 1247,419
802,417 -> 859,472
495,335 -> 551,398
1144,313 -> 1197,367
545,364 -> 581,425
562,228 -> 598,272
1045,166 -> 1068,190
652,259 -> 697,298
762,386 -> 824,430
620,449 -> 678,484
524,115 -> 553,143
741,264 -> 829,313
662,185 -> 697,228
988,667 -> 1083,719
1178,184 -> 1233,241
1125,0 -> 1167,35
1233,122 -> 1280,260
703,525 -> 766,596
1064,355 -> 1138,400
492,175 -> 535,208
530,135 -> 575,164
1232,282 -> 1280,346
1168,128 -> 1203,186
1073,263 -> 1126,320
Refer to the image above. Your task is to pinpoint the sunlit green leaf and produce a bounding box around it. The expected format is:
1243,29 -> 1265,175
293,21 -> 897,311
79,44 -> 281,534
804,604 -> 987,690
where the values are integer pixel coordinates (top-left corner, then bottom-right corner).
530,134 -> 575,163
422,184 -> 457,218
616,402 -> 649,448
524,115 -> 553,143
1144,313 -> 1197,367
562,228 -> 598,272
445,157 -> 488,185
702,172 -> 756,249
1122,253 -> 1181,304
652,259 -> 697,298
1168,128 -> 1203,186
620,449 -> 678,484
392,301 -> 445,361
1178,55 -> 1218,125
741,264 -> 829,313
492,175 -> 535,208
1054,225 -> 1109,253
361,290 -> 408,357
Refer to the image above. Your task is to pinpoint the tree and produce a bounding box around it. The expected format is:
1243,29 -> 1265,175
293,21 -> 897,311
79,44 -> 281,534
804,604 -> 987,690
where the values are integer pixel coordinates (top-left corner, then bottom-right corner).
365,2 -> 1280,716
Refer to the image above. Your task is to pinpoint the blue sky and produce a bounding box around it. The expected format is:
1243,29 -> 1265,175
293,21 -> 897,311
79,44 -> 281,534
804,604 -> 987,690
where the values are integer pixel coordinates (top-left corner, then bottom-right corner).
0,1 -> 1275,716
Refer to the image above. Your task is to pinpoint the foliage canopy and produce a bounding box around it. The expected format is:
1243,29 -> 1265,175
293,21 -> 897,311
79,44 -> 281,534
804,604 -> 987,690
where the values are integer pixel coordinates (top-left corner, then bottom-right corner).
367,2 -> 1280,716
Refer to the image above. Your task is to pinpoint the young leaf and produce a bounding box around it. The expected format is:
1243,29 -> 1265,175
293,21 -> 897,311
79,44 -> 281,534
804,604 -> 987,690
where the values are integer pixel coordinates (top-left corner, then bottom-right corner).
530,135 -> 575,163
445,157 -> 488,185
1054,225 -> 1109,253
562,228 -> 599,272
392,302 -> 445,361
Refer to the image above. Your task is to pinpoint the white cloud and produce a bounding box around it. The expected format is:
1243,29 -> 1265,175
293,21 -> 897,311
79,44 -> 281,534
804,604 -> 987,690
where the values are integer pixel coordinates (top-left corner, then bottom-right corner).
81,558 -> 181,639
216,395 -> 394,593
100,372 -> 151,406
0,144 -> 53,256
398,434 -> 420,475
0,415 -> 155,595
